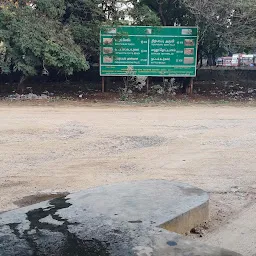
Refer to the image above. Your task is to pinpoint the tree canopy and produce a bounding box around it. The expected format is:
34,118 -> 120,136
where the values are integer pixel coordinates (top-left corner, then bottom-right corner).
130,0 -> 256,64
1,0 -> 256,82
0,0 -> 89,81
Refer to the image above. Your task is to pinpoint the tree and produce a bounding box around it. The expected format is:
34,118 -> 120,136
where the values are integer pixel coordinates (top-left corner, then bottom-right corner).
62,0 -> 136,63
0,0 -> 89,91
129,0 -> 161,26
138,0 -> 193,26
63,0 -> 105,63
100,0 -> 134,21
182,0 -> 256,52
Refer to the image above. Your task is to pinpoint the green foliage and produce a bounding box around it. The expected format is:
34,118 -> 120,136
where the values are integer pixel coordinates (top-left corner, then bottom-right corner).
0,8 -> 12,73
183,0 -> 256,52
139,0 -> 193,26
64,0 -> 105,62
0,1 -> 89,77
130,1 -> 161,26
36,0 -> 66,19
2,0 -> 255,81
133,0 -> 229,61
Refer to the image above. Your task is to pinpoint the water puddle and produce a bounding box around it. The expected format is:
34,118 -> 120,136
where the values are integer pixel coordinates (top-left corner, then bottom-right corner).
14,192 -> 70,207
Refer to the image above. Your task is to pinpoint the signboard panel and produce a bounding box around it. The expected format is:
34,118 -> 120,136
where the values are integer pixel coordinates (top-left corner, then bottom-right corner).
100,26 -> 198,77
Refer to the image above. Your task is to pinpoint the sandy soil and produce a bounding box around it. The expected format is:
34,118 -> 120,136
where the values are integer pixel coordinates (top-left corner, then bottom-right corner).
0,102 -> 256,255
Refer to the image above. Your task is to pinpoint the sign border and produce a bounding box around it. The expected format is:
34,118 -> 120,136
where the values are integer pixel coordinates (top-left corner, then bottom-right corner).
100,26 -> 198,77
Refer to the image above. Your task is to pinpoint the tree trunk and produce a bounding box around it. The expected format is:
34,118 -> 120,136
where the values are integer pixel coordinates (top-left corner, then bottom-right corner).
212,53 -> 216,66
207,55 -> 214,66
17,75 -> 27,94
182,77 -> 189,93
158,2 -> 167,26
162,77 -> 166,89
186,77 -> 194,94
197,43 -> 203,68
200,55 -> 203,67
123,76 -> 128,90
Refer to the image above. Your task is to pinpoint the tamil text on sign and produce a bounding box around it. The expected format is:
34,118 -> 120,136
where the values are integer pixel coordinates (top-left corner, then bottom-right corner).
100,26 -> 198,77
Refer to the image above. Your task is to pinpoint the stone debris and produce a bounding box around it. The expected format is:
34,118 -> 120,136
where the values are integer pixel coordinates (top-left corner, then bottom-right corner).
7,93 -> 50,100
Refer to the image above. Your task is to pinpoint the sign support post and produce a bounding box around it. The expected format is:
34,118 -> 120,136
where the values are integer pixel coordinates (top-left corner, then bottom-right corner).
146,77 -> 149,94
100,26 -> 198,93
102,76 -> 105,93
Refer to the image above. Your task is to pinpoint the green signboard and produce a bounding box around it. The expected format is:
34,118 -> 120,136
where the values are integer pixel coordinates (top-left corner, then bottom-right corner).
100,26 -> 198,77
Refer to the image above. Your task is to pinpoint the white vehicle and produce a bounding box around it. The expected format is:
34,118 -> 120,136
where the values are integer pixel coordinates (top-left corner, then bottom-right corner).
240,54 -> 254,66
232,53 -> 256,67
232,54 -> 241,67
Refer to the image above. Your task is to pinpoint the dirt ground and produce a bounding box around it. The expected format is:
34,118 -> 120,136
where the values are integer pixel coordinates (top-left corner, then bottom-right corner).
0,101 -> 256,255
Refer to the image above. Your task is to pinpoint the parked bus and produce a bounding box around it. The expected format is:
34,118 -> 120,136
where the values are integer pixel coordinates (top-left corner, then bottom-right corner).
216,54 -> 256,67
232,54 -> 256,67
240,54 -> 255,66
216,57 -> 232,67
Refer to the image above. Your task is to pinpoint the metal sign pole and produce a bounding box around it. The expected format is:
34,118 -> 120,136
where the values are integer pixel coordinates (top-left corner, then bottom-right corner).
102,76 -> 105,93
146,77 -> 149,94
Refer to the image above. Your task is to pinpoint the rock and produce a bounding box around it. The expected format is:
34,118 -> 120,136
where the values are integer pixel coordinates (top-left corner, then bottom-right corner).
20,94 -> 26,100
7,93 -> 52,101
190,227 -> 201,234
8,93 -> 21,100
40,94 -> 49,100
26,93 -> 38,100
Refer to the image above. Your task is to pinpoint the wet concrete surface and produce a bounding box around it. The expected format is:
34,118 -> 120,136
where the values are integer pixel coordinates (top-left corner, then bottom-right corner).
3,196 -> 110,256
0,180 -> 241,256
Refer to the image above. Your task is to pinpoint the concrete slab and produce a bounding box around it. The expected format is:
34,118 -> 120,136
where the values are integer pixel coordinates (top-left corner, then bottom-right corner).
0,180 -> 241,255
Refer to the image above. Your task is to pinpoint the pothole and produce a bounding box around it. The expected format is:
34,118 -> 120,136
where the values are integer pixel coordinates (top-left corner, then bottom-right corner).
13,192 -> 70,208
